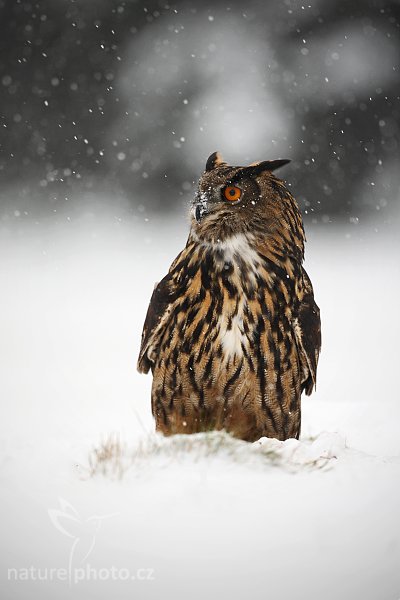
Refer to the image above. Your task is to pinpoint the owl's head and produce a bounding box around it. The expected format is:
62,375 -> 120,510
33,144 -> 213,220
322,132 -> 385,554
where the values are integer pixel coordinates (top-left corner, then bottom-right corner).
191,152 -> 299,245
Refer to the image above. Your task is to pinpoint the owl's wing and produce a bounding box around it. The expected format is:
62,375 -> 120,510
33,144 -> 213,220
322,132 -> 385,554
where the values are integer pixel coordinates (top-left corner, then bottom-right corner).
137,270 -> 178,374
293,269 -> 321,395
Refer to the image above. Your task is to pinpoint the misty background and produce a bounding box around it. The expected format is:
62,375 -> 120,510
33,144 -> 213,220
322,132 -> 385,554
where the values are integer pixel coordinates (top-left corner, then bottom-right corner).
0,0 -> 399,222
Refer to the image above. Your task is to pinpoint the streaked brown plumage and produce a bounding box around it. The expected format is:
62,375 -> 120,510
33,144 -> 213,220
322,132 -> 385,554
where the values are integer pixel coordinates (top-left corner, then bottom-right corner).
138,152 -> 321,442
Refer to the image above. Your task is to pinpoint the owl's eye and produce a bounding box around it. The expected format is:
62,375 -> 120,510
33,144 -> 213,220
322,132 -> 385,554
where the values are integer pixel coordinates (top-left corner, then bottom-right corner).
223,185 -> 242,202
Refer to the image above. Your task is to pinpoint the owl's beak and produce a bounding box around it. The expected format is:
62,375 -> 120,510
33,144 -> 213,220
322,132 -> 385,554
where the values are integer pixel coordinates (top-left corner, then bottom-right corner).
195,205 -> 204,223
193,192 -> 208,223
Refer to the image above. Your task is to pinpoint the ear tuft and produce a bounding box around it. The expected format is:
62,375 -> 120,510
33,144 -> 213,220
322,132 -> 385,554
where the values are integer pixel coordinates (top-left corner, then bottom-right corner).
250,158 -> 290,173
264,159 -> 291,172
248,159 -> 291,176
205,151 -> 227,172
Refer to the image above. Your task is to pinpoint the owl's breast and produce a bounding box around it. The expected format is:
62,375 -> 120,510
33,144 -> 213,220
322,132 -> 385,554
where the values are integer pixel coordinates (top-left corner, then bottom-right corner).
160,234 -> 292,370
206,236 -> 265,361
217,300 -> 248,361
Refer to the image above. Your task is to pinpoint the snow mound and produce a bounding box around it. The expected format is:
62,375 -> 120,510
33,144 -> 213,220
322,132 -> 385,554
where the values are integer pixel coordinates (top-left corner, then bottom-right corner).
256,431 -> 346,466
83,430 -> 346,480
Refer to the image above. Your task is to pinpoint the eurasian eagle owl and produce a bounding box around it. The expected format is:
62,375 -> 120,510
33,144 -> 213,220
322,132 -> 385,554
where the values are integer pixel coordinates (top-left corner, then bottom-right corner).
138,152 -> 321,442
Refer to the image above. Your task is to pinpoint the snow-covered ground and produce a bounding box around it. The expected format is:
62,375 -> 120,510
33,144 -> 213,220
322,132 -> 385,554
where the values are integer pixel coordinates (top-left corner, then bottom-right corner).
0,212 -> 399,600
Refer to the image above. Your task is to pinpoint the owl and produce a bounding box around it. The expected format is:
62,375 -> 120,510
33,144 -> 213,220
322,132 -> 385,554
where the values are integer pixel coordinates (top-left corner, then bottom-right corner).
138,152 -> 321,442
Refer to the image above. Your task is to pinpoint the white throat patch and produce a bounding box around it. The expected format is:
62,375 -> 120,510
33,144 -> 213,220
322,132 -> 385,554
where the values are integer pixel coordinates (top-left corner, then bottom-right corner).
213,233 -> 259,265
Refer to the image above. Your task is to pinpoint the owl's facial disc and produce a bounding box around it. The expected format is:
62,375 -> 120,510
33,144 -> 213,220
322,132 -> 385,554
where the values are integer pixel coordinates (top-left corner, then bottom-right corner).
193,181 -> 238,223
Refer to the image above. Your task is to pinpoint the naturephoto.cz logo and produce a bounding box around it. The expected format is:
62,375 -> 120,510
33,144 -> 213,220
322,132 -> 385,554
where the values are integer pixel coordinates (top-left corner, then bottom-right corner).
7,564 -> 155,584
7,498 -> 155,585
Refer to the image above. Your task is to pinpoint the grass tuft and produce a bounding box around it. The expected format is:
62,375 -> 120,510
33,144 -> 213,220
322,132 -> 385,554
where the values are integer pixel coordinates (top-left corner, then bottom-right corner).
83,430 -> 334,480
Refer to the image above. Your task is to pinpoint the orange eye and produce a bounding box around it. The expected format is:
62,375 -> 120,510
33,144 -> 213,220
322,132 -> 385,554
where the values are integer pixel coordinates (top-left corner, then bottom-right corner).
223,185 -> 242,202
